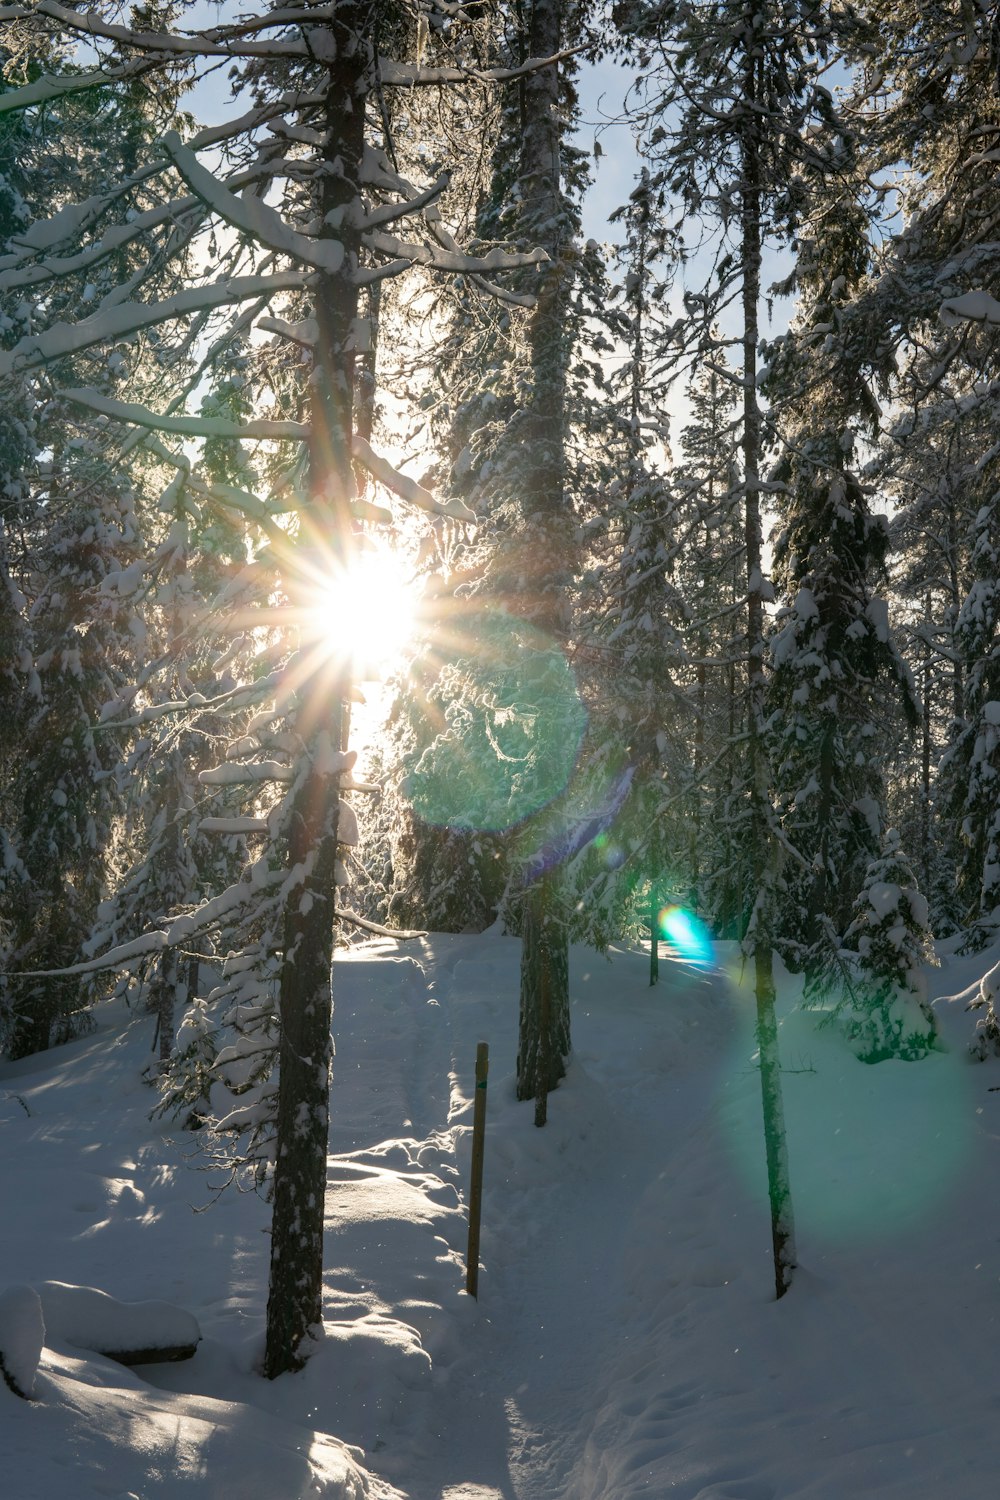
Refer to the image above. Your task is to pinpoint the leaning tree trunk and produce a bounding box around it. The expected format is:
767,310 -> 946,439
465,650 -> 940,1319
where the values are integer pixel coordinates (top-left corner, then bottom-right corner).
740,40 -> 796,1300
263,7 -> 366,1379
512,0 -> 576,1122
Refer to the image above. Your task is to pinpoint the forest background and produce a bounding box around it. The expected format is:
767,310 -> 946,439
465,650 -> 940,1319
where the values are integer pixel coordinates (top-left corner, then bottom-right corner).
2,0 -> 1000,1378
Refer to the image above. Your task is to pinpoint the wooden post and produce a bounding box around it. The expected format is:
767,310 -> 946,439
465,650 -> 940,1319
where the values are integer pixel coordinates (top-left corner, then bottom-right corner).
466,1041 -> 489,1298
650,884 -> 660,986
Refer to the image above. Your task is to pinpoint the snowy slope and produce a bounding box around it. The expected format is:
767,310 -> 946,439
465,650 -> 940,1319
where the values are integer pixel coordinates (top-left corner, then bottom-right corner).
2,928 -> 1000,1498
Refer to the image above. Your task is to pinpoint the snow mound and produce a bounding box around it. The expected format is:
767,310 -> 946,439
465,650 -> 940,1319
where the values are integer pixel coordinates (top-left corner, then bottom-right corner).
0,1284 -> 44,1399
36,1281 -> 200,1364
14,1346 -> 400,1500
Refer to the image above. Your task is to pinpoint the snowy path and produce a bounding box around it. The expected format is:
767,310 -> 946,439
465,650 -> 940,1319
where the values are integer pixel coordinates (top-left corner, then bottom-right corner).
329,934 -> 740,1500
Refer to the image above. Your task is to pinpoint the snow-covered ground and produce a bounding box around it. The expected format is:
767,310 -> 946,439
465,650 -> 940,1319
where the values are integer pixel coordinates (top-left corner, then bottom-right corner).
2,926 -> 999,1498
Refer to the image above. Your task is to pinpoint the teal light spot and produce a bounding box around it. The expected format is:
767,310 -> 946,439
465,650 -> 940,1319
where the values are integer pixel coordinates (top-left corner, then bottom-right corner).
409,611 -> 586,834
658,905 -> 714,966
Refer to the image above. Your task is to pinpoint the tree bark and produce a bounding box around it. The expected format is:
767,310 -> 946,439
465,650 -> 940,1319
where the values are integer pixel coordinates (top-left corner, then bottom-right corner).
740,29 -> 796,1298
264,6 -> 367,1378
512,0 -> 576,1120
517,866 -> 570,1120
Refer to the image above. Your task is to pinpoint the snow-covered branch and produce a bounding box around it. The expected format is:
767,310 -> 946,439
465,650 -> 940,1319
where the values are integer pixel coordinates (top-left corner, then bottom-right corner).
379,48 -> 585,89
61,389 -> 309,443
2,931 -> 168,980
334,909 -> 427,940
939,290 -> 1000,328
352,437 -> 474,522
365,229 -> 548,276
0,272 -> 308,377
161,133 -> 344,273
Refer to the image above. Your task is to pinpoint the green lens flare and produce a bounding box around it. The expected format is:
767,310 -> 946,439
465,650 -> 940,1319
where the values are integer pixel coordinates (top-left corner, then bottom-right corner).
718,987 -> 975,1245
658,905 -> 714,966
409,611 -> 586,834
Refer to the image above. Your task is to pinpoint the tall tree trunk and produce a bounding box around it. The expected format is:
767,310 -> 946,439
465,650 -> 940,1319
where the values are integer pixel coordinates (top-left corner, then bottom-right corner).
264,7 -> 367,1378
806,719 -> 836,949
513,0 -> 575,1119
740,37 -> 796,1300
921,590 -> 933,896
518,866 -> 570,1125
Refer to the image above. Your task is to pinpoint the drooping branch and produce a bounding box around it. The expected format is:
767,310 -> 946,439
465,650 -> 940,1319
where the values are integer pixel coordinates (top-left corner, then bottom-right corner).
60,389 -> 310,442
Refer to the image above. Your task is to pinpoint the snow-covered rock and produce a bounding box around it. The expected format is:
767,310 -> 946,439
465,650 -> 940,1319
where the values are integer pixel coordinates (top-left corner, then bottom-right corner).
35,1282 -> 200,1365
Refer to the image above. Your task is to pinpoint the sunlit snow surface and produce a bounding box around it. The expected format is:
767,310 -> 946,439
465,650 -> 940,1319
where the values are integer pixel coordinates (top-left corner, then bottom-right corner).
2,929 -> 999,1497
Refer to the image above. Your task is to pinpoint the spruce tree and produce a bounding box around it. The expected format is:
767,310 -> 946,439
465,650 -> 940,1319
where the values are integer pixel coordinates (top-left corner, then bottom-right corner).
0,0 -> 556,1374
616,0 -> 865,1297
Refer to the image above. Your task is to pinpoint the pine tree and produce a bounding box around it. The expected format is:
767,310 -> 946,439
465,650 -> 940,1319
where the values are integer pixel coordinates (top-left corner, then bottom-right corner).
617,0 -> 865,1297
765,190 -> 918,972
0,0 -> 556,1375
840,830 -> 938,1063
673,350 -> 746,937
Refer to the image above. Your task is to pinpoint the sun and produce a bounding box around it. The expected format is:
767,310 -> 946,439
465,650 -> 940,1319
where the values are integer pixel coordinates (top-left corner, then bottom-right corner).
301,540 -> 420,681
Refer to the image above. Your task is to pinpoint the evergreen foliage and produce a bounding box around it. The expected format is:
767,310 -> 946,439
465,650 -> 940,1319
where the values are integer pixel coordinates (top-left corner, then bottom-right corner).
840,830 -> 938,1063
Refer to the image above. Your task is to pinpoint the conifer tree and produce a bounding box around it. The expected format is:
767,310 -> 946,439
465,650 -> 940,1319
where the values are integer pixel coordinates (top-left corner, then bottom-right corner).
840,830 -> 938,1063
617,0 -> 863,1297
0,0 -> 555,1374
765,192 -> 918,972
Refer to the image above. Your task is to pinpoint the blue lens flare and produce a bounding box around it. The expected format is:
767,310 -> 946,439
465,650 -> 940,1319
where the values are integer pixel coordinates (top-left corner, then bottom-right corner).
658,905 -> 714,966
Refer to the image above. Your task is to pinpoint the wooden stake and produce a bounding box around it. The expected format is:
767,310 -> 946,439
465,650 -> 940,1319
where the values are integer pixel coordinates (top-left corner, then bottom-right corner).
466,1041 -> 489,1298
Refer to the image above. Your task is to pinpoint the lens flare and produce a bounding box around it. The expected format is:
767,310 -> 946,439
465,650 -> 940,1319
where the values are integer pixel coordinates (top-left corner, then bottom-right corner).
409,610 -> 586,833
658,905 -> 714,966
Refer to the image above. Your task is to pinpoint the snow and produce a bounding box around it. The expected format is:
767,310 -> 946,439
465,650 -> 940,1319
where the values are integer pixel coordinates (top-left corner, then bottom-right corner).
0,273 -> 308,376
62,389 -> 309,443
0,1285 -> 44,1398
33,1282 -> 200,1361
351,437 -> 474,523
939,289 -> 1000,327
2,928 -> 1000,1496
162,133 -> 346,274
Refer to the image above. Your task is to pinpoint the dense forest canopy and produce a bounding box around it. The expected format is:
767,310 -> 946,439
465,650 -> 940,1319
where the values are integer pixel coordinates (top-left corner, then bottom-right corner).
1,0 -> 1000,1362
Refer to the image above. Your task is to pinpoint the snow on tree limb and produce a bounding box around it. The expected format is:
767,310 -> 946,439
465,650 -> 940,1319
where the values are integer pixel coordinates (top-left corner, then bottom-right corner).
939,290 -> 1000,327
334,909 -> 427,940
0,2 -> 315,61
258,315 -> 318,347
359,172 -> 452,231
161,133 -> 345,273
2,931 -> 168,980
199,817 -> 271,835
61,389 -> 309,442
366,228 -> 548,276
351,436 -> 474,521
164,872 -> 285,947
422,206 -> 538,307
0,273 -> 308,376
379,48 -> 586,89
0,57 -> 156,115
199,762 -> 296,786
